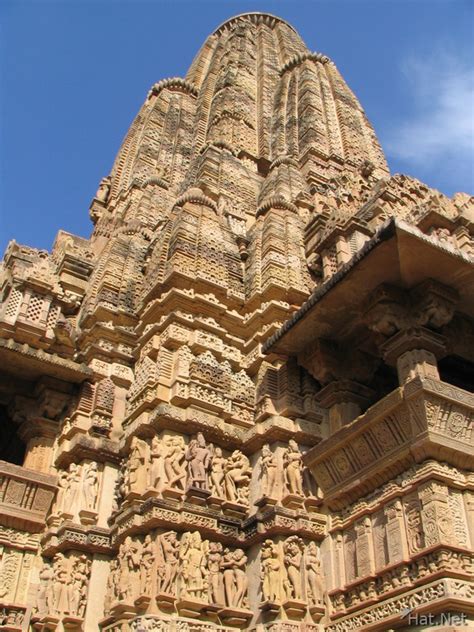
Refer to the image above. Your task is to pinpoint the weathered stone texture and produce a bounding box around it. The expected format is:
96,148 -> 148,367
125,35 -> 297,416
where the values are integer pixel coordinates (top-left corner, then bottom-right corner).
0,12 -> 473,632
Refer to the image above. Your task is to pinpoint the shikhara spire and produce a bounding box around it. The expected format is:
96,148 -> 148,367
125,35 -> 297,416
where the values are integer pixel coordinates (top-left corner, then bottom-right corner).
0,13 -> 473,632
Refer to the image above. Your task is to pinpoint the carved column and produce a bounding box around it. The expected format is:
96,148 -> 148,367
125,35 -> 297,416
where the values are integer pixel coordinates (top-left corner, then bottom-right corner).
354,516 -> 374,579
384,498 -> 408,565
419,481 -> 454,548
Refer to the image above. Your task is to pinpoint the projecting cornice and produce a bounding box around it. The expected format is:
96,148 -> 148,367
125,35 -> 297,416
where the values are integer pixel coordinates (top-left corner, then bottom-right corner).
279,51 -> 331,75
212,12 -> 298,36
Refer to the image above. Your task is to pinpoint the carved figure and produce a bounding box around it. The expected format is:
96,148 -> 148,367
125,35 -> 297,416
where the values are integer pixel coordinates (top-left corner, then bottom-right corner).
221,548 -> 248,608
283,440 -> 304,496
82,462 -> 99,510
224,450 -> 251,504
52,553 -> 70,614
37,562 -> 54,614
260,444 -> 277,498
209,446 -> 225,497
261,540 -> 282,603
105,559 -> 120,612
207,541 -> 224,604
283,536 -> 304,600
140,535 -> 154,595
306,541 -> 323,604
179,531 -> 208,600
163,435 -> 186,490
119,536 -> 141,601
185,433 -> 211,490
128,437 -> 149,493
157,531 -> 179,595
63,463 -> 81,514
150,435 -> 163,489
69,555 -> 89,617
55,470 -> 68,514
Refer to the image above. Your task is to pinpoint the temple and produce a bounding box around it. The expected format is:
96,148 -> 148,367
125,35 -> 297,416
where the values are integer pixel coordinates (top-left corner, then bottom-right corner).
0,12 -> 473,632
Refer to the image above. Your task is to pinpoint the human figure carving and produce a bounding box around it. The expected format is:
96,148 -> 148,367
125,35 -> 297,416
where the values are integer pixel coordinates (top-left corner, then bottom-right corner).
82,462 -> 99,510
261,444 -> 277,498
119,537 -> 141,601
69,555 -> 89,617
221,548 -> 248,608
55,470 -> 68,514
261,540 -> 282,603
37,562 -> 54,614
52,553 -> 70,614
185,433 -> 211,490
157,531 -> 179,595
105,559 -> 120,612
149,436 -> 162,489
283,440 -> 304,496
207,541 -> 224,604
224,450 -> 251,504
306,541 -> 324,604
128,437 -> 149,493
63,463 -> 81,515
140,535 -> 154,595
209,446 -> 225,497
179,531 -> 208,600
283,536 -> 304,601
163,435 -> 186,491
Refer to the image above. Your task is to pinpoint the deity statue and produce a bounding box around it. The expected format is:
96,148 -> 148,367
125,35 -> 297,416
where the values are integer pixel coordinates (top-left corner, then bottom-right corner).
157,531 -> 179,595
179,531 -> 208,600
260,444 -> 277,498
283,536 -> 304,601
82,462 -> 99,510
163,435 -> 186,491
283,440 -> 304,496
207,541 -> 224,604
209,447 -> 225,498
185,433 -> 211,490
140,535 -> 154,595
261,540 -> 282,603
224,450 -> 251,504
306,542 -> 323,604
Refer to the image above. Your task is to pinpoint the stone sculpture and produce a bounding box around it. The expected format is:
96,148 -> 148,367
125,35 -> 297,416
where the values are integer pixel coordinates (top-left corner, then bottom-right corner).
185,433 -> 211,490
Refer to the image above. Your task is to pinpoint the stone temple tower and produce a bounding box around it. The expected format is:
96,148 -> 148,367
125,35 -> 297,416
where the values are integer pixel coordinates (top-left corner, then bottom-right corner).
0,12 -> 473,632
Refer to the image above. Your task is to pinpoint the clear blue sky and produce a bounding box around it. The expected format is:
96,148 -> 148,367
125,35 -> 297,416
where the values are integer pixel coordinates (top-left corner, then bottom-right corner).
1,0 -> 473,255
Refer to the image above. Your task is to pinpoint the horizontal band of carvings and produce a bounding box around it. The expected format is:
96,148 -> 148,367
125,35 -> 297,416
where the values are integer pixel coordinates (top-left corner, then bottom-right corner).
54,433 -> 121,468
330,459 -> 473,530
41,523 -> 112,557
0,337 -> 93,382
109,496 -> 326,548
0,525 -> 40,552
329,545 -> 473,616
305,379 -> 473,508
102,613 -> 250,632
326,578 -> 473,631
0,461 -> 57,532
122,403 -> 323,455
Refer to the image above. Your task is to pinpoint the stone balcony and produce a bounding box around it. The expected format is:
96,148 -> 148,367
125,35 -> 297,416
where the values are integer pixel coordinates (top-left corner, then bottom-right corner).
0,460 -> 57,532
304,377 -> 473,509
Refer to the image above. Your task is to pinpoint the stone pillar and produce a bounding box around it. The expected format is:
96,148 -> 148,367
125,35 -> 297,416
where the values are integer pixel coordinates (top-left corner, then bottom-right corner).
354,516 -> 374,579
84,554 -> 110,631
419,481 -> 454,547
384,498 -> 408,564
317,380 -> 374,433
381,327 -> 446,386
19,418 -> 57,473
